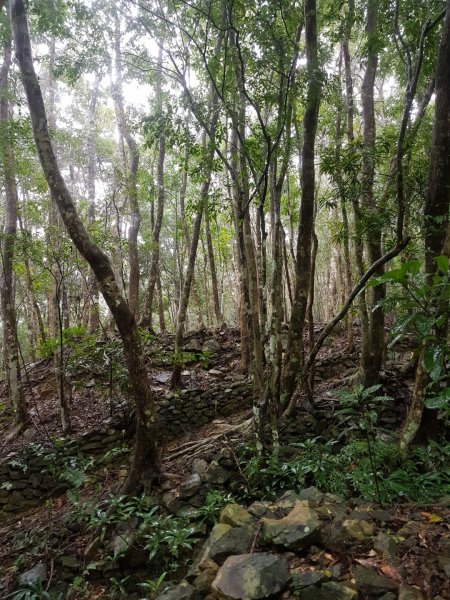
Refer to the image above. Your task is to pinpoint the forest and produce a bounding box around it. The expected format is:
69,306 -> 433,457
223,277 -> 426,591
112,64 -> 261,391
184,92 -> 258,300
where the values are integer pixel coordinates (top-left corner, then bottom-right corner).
0,0 -> 449,598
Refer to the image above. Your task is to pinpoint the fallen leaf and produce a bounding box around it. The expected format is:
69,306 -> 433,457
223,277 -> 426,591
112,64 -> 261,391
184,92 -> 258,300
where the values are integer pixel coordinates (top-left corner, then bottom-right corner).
379,563 -> 402,583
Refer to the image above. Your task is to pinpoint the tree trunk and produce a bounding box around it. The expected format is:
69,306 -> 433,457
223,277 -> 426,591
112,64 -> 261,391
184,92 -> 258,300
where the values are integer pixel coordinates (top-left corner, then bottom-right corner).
142,46 -> 165,327
0,36 -> 27,433
402,0 -> 450,446
205,209 -> 223,324
11,0 -> 159,490
283,0 -> 320,405
359,0 -> 385,387
86,73 -> 100,334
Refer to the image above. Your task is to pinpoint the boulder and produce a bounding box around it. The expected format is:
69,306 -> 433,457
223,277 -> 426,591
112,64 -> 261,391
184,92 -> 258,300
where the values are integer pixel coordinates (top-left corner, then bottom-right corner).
202,339 -> 221,353
374,532 -> 398,557
354,565 -> 398,595
197,523 -> 254,565
298,487 -> 324,507
319,582 -> 358,600
212,553 -> 290,599
261,501 -> 321,550
156,581 -> 198,600
342,518 -> 374,541
19,562 -> 46,586
180,474 -> 202,499
220,504 -> 253,528
398,584 -> 423,600
203,461 -> 231,485
192,459 -> 209,478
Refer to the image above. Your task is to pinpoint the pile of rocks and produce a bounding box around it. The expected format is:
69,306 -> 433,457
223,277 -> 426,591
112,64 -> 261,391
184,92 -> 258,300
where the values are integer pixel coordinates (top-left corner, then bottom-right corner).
157,487 -> 442,600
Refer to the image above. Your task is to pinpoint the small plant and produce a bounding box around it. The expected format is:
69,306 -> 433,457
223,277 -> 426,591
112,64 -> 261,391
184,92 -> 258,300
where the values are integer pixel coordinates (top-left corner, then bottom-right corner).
8,581 -> 62,600
138,573 -> 168,599
198,489 -> 235,524
109,575 -> 130,598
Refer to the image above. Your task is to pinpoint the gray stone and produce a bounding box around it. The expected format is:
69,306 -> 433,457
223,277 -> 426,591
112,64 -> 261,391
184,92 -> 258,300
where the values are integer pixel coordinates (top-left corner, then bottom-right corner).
399,584 -> 423,600
19,562 -> 46,586
203,461 -> 231,485
156,581 -> 198,600
298,487 -> 324,507
342,518 -> 374,541
212,553 -> 290,599
198,523 -> 254,565
202,339 -> 221,353
261,501 -> 321,550
180,474 -> 202,499
354,565 -> 398,594
319,582 -> 358,600
291,570 -> 325,588
374,532 -> 398,557
220,504 -> 253,528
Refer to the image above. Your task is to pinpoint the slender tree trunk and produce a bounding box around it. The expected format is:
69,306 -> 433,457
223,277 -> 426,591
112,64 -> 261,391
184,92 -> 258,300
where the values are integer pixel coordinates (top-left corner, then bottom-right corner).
359,0 -> 385,387
283,0 -> 320,407
11,0 -> 159,490
342,12 -> 370,357
86,74 -> 100,334
142,46 -> 165,326
205,209 -> 223,324
0,36 -> 27,433
111,8 -> 140,318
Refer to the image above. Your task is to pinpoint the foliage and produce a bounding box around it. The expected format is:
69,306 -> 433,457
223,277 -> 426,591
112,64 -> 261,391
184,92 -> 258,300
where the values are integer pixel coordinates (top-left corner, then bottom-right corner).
236,433 -> 450,505
7,581 -> 62,600
371,256 -> 450,419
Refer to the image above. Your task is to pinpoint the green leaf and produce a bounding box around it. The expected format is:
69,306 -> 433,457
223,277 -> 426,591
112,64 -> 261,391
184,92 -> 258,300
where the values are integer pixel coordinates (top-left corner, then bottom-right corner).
436,255 -> 449,273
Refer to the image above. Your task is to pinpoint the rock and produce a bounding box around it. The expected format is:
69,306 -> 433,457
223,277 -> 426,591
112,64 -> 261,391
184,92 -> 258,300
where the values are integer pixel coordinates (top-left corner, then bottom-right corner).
156,372 -> 171,384
274,490 -> 301,512
208,369 -> 224,377
374,532 -> 398,557
198,523 -> 254,565
291,570 -> 325,589
189,559 -> 219,594
212,553 -> 290,599
379,594 -> 396,600
184,339 -> 203,352
202,339 -> 221,353
59,556 -> 79,570
180,474 -> 202,499
354,565 -> 398,594
342,518 -> 374,541
261,501 -> 321,550
156,581 -> 198,600
220,504 -> 253,528
247,500 -> 272,518
203,461 -> 231,485
192,459 -> 209,478
399,584 -> 423,600
162,491 -> 182,514
438,554 -> 450,578
298,487 -> 324,507
19,562 -> 46,586
319,582 -> 358,600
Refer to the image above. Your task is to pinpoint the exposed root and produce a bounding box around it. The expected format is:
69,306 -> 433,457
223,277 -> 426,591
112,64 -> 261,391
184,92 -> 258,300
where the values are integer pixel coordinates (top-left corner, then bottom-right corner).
166,416 -> 253,461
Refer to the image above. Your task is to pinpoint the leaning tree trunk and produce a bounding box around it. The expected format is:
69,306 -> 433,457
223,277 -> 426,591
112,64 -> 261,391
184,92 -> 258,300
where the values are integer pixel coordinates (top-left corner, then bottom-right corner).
11,0 -> 159,491
359,0 -> 385,387
282,0 -> 320,408
86,73 -> 100,334
401,0 -> 450,448
0,36 -> 27,434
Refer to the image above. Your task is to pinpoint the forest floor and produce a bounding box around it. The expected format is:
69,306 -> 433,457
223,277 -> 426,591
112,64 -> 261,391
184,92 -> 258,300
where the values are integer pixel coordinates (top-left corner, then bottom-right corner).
0,326 -> 448,599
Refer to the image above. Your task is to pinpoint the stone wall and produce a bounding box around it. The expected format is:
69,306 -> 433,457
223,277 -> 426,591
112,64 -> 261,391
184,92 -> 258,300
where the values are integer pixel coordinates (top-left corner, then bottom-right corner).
0,380 -> 252,521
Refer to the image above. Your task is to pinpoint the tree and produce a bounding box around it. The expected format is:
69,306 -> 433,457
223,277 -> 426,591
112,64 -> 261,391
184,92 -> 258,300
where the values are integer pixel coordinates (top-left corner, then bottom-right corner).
10,0 -> 159,491
0,32 -> 27,435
